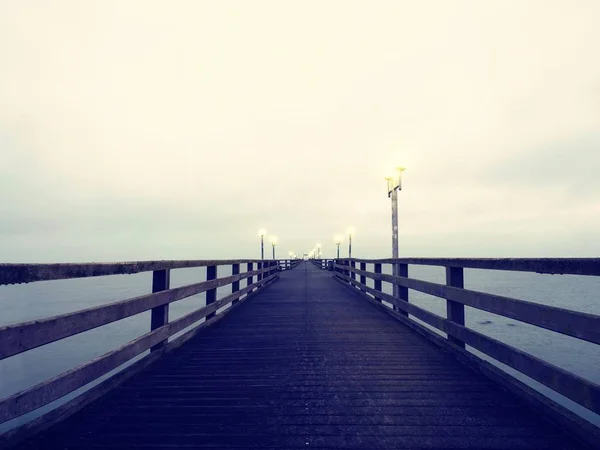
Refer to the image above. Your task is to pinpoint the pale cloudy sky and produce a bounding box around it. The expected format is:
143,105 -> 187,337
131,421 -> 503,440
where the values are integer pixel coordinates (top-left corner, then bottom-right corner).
1,0 -> 599,262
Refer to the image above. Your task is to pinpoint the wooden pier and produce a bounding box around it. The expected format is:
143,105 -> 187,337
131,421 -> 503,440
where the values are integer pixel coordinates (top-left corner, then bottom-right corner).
1,258 -> 599,449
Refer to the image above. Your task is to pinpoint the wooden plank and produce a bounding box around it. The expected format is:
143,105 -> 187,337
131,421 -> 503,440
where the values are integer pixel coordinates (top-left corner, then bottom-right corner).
338,272 -> 600,416
333,276 -> 600,450
395,263 -> 408,316
341,257 -> 600,276
346,265 -> 600,345
446,267 -> 465,349
231,263 -> 240,305
374,263 -> 382,303
0,260 -> 277,286
0,267 -> 272,361
206,265 -> 217,320
150,269 -> 170,352
0,273 -> 282,449
0,273 -> 279,423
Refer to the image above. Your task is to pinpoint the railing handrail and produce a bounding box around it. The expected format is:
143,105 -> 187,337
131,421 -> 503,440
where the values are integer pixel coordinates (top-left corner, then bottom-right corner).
0,259 -> 299,285
0,258 -> 301,427
337,257 -> 600,276
332,260 -> 600,418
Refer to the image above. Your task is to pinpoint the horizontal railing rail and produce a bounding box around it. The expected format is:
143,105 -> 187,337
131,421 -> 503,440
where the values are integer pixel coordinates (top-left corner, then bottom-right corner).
348,257 -> 600,276
0,258 -> 299,427
331,258 -> 600,418
310,259 -> 333,270
0,259 -> 288,285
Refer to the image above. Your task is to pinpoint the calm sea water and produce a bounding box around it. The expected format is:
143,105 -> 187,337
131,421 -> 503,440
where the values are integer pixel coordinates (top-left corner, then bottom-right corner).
1,264 -> 599,433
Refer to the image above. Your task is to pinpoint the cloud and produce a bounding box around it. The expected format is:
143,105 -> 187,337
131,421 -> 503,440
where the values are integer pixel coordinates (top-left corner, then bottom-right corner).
1,1 -> 600,261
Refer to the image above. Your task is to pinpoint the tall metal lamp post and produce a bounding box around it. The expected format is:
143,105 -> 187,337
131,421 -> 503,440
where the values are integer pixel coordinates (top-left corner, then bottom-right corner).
385,167 -> 406,297
316,243 -> 322,259
270,236 -> 278,260
334,235 -> 343,259
258,229 -> 267,259
347,227 -> 355,258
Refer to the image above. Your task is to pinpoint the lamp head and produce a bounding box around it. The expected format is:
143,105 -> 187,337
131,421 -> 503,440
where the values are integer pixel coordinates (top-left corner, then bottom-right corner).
386,167 -> 406,195
269,235 -> 278,245
258,228 -> 266,237
334,234 -> 343,245
346,226 -> 356,237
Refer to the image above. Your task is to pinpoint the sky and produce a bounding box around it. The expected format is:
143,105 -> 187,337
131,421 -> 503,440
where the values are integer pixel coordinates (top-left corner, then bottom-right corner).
1,0 -> 599,262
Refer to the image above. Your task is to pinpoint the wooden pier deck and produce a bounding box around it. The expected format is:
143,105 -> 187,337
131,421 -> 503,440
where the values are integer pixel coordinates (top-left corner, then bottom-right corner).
13,262 -> 587,449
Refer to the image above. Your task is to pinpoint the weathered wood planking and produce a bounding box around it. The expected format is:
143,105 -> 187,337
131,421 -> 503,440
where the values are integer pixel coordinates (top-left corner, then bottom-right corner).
9,263 -> 588,450
0,273 -> 279,423
335,270 -> 600,416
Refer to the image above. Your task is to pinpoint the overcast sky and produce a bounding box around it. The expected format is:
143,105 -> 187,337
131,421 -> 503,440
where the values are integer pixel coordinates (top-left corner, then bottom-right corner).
1,0 -> 599,262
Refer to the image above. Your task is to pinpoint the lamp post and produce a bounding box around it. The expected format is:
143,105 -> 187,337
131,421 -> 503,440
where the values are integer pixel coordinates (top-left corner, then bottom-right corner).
346,227 -> 355,258
258,229 -> 267,259
386,167 -> 406,297
270,236 -> 278,260
334,235 -> 343,259
316,243 -> 322,259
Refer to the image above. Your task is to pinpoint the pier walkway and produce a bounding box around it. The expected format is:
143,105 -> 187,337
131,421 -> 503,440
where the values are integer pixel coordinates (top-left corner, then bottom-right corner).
9,262 -> 590,449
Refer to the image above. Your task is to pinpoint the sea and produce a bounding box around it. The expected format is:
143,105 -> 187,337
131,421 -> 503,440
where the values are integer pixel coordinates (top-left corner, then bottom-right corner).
1,263 -> 599,434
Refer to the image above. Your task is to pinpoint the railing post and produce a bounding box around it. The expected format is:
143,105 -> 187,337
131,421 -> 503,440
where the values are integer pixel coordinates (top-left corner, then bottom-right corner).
446,266 -> 465,348
206,265 -> 217,320
232,263 -> 240,305
350,260 -> 356,281
374,263 -> 382,302
257,261 -> 262,282
287,259 -> 291,270
359,262 -> 366,293
395,263 -> 409,316
247,262 -> 254,291
150,268 -> 170,352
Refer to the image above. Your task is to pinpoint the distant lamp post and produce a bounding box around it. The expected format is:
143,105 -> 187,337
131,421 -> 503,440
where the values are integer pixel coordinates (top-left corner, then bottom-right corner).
334,235 -> 343,259
385,167 -> 406,297
346,227 -> 355,258
385,167 -> 405,260
316,243 -> 322,259
269,236 -> 278,259
258,229 -> 267,259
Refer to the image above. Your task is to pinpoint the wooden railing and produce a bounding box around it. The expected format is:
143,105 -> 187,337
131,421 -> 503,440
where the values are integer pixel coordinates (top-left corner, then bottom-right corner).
0,258 -> 299,430
309,258 -> 330,270
330,258 -> 600,425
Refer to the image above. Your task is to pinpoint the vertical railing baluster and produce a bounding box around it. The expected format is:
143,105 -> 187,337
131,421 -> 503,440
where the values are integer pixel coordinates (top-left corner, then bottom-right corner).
446,266 -> 465,348
247,262 -> 254,291
360,262 -> 366,293
206,265 -> 217,320
150,268 -> 170,352
232,263 -> 240,305
395,263 -> 409,316
350,260 -> 356,281
257,261 -> 262,283
374,263 -> 382,302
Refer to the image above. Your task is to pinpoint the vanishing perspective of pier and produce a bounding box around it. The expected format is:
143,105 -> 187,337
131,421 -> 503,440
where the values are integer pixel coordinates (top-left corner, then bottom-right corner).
1,257 -> 599,449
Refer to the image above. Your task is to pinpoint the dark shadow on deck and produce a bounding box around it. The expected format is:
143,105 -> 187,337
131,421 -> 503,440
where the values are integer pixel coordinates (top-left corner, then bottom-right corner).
15,263 -> 586,449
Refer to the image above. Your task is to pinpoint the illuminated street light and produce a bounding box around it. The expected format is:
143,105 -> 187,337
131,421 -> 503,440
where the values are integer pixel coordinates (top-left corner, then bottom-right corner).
258,229 -> 267,260
316,243 -> 322,259
333,234 -> 344,259
385,167 -> 406,297
269,236 -> 278,260
346,226 -> 355,258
